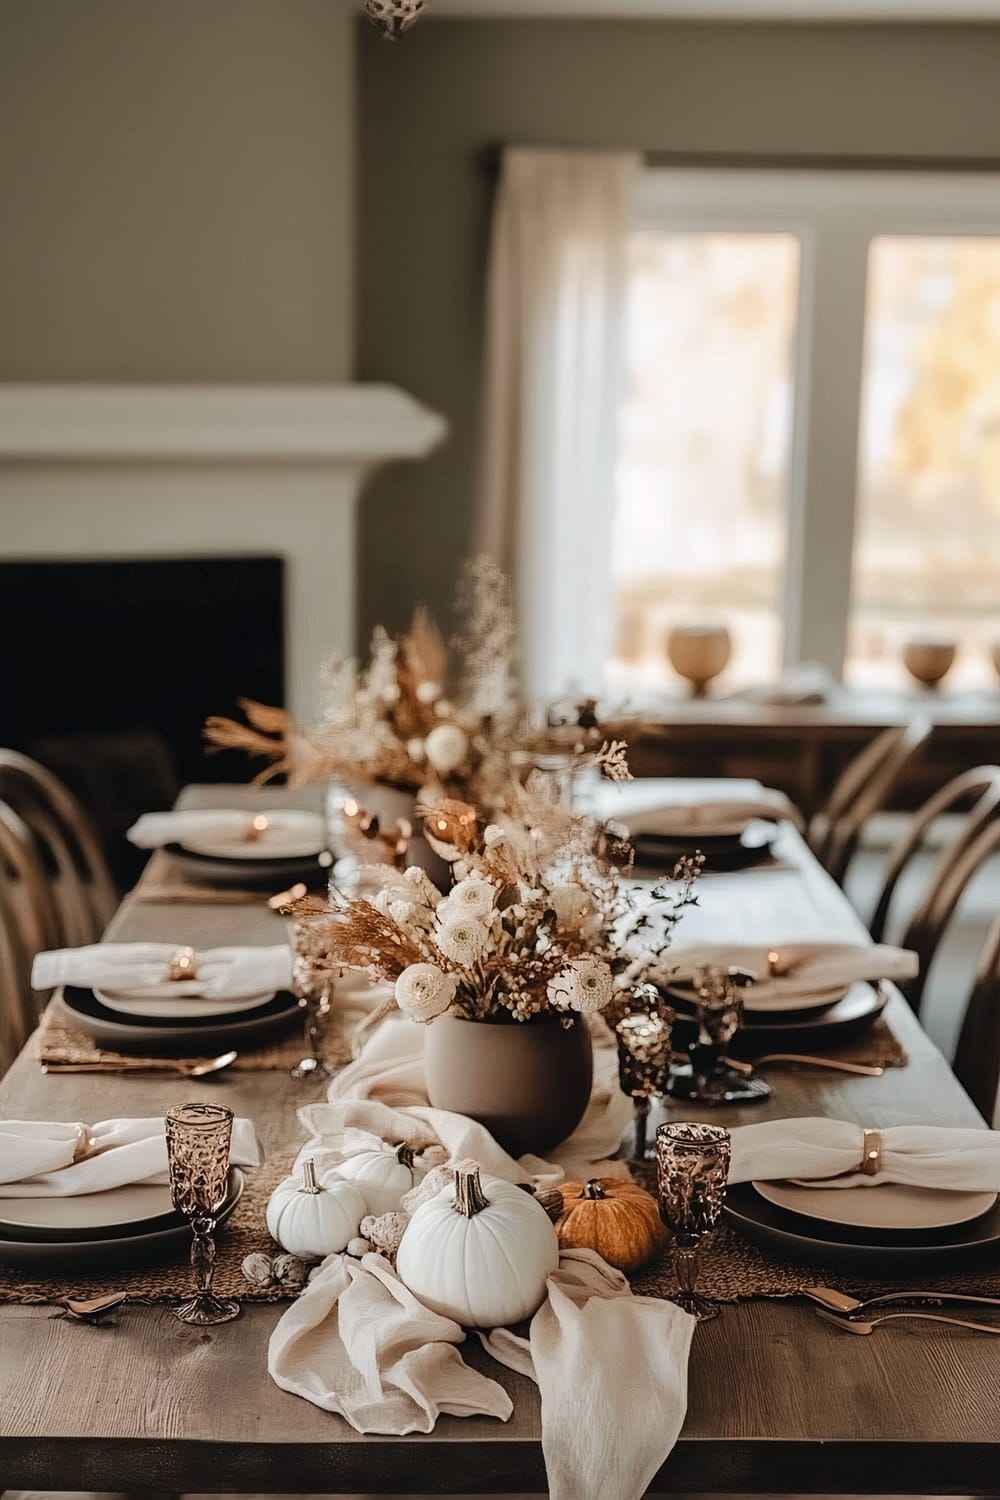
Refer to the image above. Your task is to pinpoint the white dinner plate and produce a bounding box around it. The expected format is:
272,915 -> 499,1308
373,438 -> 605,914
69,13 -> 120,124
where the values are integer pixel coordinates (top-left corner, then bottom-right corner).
753,1179 -> 999,1232
666,980 -> 846,1015
180,810 -> 326,861
0,1181 -> 179,1238
95,985 -> 276,1020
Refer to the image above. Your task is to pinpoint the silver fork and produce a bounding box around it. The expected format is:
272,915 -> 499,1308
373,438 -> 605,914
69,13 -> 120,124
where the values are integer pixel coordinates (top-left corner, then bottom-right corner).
806,1285 -> 1000,1316
41,1050 -> 238,1078
815,1307 -> 1000,1336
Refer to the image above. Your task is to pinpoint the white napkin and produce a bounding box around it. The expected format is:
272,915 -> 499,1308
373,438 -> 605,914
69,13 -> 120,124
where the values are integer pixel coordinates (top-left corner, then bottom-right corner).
658,941 -> 917,1002
31,943 -> 293,998
126,808 -> 322,849
483,1249 -> 694,1500
0,1116 -> 260,1195
320,1007 -> 634,1187
730,1117 -> 1000,1190
268,1250 -> 513,1434
593,777 -> 799,838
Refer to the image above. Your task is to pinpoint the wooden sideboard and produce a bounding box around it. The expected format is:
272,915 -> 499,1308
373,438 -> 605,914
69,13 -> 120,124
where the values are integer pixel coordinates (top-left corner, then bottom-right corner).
625,690 -> 1000,818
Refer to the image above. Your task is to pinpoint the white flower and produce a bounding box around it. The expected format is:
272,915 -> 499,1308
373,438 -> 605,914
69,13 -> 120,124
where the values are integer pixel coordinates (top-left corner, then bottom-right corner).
406,737 -> 426,763
424,723 -> 469,776
484,823 -> 506,847
415,680 -> 442,705
435,916 -> 488,966
443,876 -> 496,920
548,883 -> 599,934
395,963 -> 458,1022
547,957 -> 614,1014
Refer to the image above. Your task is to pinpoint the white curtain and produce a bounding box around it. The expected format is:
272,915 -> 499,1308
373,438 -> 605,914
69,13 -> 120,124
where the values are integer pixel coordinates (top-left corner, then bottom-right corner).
476,147 -> 641,704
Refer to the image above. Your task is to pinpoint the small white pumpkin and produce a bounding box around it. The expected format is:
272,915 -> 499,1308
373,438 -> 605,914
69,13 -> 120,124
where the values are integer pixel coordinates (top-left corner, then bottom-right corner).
265,1158 -> 366,1258
395,1160 -> 559,1328
336,1141 -> 424,1216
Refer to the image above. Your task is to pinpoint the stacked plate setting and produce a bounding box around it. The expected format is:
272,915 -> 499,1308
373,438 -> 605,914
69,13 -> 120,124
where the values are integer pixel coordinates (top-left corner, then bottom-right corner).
62,982 -> 300,1055
165,809 -> 331,887
0,1169 -> 244,1271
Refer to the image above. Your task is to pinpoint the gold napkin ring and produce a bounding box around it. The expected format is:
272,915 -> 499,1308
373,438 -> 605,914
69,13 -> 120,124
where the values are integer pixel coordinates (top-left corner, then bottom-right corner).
72,1123 -> 93,1163
860,1128 -> 883,1176
166,946 -> 198,982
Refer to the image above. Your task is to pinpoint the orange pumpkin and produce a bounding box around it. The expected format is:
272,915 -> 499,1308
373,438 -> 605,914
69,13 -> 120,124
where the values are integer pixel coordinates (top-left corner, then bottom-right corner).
554,1177 -> 667,1274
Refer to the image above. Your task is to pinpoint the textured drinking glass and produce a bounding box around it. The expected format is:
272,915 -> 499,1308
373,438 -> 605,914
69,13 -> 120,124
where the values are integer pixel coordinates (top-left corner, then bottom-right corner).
290,918 -> 336,1081
656,1120 -> 731,1321
615,1006 -> 674,1160
667,966 -> 770,1104
165,1102 -> 239,1326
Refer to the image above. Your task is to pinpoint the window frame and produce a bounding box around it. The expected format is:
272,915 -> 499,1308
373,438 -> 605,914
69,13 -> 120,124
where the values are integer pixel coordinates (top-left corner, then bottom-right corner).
632,167 -> 1000,679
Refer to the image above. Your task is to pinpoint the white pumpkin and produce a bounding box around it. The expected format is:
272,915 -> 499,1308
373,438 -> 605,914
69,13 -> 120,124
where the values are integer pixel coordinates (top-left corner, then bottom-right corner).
395,1161 -> 559,1328
265,1158 -> 366,1258
336,1141 -> 424,1216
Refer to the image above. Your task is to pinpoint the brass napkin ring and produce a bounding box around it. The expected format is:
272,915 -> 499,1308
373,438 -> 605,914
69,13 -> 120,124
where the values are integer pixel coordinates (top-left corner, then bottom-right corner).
167,946 -> 199,982
859,1128 -> 883,1176
72,1123 -> 94,1163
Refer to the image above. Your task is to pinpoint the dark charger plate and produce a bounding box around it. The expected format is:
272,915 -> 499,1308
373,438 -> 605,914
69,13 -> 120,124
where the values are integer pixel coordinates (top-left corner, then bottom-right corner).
163,842 -> 330,888
632,821 -> 777,874
61,986 -> 300,1056
668,982 -> 887,1056
724,1180 -> 1000,1272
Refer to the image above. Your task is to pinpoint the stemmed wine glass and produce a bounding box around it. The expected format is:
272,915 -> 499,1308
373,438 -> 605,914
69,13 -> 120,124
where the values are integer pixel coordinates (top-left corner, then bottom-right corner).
667,965 -> 770,1104
165,1101 -> 240,1326
615,999 -> 674,1160
289,916 -> 338,1081
656,1120 -> 731,1322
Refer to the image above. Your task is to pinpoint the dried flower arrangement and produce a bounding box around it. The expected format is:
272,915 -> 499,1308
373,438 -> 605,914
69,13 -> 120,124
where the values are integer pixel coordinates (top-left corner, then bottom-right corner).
282,775 -> 701,1029
205,557 -> 520,805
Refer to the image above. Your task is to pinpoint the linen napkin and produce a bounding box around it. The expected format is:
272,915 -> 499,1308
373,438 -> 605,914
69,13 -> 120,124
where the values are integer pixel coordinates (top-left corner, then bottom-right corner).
31,942 -> 293,998
126,808 -> 323,849
657,941 -> 917,1003
320,1007 -> 634,1186
268,1250 -> 513,1434
483,1249 -> 694,1500
730,1117 -> 1000,1190
592,777 -> 799,838
0,1116 -> 260,1195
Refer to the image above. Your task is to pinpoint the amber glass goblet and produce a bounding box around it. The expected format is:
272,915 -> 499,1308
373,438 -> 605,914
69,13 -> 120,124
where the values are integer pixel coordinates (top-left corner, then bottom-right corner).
656,1120 -> 731,1322
615,1005 -> 674,1160
165,1102 -> 239,1326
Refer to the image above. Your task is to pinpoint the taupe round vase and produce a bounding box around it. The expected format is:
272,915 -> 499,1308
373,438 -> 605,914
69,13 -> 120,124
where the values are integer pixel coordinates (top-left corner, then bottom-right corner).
424,1013 -> 594,1158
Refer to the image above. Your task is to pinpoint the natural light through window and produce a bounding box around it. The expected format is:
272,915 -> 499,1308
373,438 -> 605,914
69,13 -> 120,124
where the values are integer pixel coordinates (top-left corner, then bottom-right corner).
609,230 -> 800,700
847,235 -> 1000,691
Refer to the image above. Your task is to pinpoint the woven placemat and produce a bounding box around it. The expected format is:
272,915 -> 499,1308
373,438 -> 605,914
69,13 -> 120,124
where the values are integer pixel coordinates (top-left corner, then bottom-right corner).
0,1156 -> 295,1306
33,999 -> 354,1075
132,848 -> 327,905
738,1013 -> 907,1072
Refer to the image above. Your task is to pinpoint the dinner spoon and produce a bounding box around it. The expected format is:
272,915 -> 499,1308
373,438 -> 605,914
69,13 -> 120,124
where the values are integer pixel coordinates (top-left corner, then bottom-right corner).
42,1050 -> 239,1078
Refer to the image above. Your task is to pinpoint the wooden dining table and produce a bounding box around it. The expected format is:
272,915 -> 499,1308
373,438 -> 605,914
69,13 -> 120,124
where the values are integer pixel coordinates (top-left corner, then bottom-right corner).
2,784 -> 999,1496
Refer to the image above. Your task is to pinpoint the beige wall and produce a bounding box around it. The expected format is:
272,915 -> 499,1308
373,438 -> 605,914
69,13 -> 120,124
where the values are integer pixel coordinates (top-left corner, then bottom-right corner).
356,17 -> 1000,637
0,0 -> 355,382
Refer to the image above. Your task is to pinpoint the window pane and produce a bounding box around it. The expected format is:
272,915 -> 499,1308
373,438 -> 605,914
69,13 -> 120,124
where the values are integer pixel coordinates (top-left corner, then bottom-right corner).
847,236 -> 1000,690
610,230 -> 800,697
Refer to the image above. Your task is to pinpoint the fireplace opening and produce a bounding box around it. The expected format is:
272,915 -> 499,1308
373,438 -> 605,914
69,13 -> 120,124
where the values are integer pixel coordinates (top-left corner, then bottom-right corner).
0,555 -> 285,888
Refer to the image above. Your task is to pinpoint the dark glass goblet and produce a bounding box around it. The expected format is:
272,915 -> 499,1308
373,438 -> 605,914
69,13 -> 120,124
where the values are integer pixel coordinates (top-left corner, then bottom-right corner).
615,1002 -> 674,1160
667,965 -> 770,1104
165,1102 -> 239,1326
656,1120 -> 731,1321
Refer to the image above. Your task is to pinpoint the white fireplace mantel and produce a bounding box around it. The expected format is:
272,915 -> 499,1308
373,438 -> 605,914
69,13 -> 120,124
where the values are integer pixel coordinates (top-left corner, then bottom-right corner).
0,383 -> 447,718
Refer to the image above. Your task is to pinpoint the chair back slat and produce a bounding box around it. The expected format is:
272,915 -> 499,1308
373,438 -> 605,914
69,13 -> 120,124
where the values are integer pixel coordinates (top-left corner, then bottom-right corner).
901,817 -> 1000,1017
952,913 -> 1000,1123
814,716 -> 934,886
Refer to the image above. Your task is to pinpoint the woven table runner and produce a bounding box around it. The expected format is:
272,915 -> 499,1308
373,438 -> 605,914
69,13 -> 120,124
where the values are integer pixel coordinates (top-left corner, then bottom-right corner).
33,999 -> 354,1075
132,848 -> 327,906
0,1156 -> 294,1306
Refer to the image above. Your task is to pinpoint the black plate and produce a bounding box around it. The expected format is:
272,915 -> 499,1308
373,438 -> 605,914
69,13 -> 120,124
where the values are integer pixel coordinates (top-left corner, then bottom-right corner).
632,822 -> 777,874
668,983 -> 887,1055
164,842 -> 330,888
724,1179 -> 1000,1272
62,986 -> 299,1056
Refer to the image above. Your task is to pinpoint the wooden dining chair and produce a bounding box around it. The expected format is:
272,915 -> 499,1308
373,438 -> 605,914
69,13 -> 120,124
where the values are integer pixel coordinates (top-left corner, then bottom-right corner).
898,815 -> 1000,1018
0,749 -> 117,948
0,875 -> 36,1076
809,716 -> 934,887
869,765 -> 1000,946
952,911 -> 1000,1124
